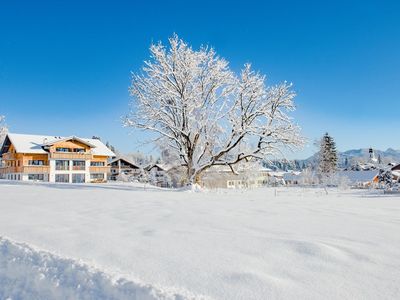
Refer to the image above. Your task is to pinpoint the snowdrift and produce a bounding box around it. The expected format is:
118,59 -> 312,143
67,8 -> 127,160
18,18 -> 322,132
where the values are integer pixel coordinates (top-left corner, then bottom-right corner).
0,237 -> 203,300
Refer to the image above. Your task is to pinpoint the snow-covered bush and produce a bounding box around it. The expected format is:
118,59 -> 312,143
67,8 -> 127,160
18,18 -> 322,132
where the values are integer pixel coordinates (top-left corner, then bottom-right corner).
124,35 -> 304,185
116,172 -> 133,182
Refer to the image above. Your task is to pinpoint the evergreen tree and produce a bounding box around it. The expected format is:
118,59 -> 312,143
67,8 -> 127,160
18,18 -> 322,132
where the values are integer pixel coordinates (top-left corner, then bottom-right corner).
318,133 -> 338,178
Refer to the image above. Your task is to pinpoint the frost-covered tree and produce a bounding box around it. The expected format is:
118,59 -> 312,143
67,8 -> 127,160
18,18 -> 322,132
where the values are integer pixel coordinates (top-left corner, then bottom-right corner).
125,35 -> 303,185
0,115 -> 8,146
376,169 -> 400,190
317,133 -> 338,180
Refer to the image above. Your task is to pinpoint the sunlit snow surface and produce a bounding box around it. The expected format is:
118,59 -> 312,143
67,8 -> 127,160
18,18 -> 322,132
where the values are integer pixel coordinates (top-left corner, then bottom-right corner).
0,181 -> 399,299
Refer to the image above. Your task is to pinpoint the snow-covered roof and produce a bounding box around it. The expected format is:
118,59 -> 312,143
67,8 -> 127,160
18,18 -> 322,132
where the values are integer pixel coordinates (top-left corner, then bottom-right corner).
392,171 -> 400,178
145,163 -> 169,171
3,133 -> 115,157
42,136 -> 97,148
337,170 -> 378,184
267,171 -> 286,178
391,164 -> 400,171
109,157 -> 140,168
283,171 -> 302,181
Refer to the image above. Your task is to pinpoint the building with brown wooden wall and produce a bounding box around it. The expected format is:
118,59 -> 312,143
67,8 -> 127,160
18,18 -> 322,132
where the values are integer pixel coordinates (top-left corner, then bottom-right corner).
0,133 -> 115,183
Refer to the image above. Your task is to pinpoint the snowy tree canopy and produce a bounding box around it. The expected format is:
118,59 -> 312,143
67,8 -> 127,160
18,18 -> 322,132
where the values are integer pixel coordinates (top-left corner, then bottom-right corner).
318,132 -> 338,177
125,35 -> 303,184
0,115 -> 8,146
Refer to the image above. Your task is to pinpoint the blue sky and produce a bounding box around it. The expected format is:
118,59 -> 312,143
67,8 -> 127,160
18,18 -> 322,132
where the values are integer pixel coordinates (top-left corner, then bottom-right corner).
0,1 -> 399,159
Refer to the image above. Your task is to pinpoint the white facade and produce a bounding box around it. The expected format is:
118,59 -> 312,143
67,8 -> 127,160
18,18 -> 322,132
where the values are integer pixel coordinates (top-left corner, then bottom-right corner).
48,159 -> 92,183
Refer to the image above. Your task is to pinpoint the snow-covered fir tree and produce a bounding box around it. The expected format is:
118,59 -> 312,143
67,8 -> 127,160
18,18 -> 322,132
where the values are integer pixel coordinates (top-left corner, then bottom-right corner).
317,133 -> 338,179
124,35 -> 304,185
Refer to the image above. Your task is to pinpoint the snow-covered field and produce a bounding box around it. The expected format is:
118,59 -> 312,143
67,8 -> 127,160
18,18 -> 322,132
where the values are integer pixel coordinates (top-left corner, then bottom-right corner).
0,181 -> 399,300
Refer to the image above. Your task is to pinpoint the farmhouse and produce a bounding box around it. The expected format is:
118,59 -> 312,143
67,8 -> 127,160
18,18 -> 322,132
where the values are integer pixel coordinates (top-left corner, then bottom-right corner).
0,133 -> 115,183
108,157 -> 141,181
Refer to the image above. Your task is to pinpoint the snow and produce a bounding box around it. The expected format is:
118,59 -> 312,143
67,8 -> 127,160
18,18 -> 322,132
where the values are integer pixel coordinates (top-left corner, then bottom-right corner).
337,170 -> 378,184
0,236 -> 196,300
4,133 -> 115,156
0,181 -> 400,299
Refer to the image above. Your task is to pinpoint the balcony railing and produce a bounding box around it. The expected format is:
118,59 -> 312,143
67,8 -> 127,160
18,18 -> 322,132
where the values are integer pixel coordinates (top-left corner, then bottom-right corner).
0,166 -> 50,174
50,152 -> 92,160
0,166 -> 16,174
72,166 -> 86,171
90,166 -> 111,173
21,166 -> 50,173
55,166 -> 70,171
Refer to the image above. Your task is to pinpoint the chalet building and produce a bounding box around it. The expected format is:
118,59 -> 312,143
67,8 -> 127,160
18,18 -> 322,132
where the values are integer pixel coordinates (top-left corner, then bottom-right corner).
108,157 -> 141,180
0,133 -> 115,183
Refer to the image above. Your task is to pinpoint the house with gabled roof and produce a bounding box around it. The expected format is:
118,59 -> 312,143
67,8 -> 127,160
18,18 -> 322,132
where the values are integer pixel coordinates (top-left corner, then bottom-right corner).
0,133 -> 115,183
144,163 -> 172,187
108,157 -> 141,180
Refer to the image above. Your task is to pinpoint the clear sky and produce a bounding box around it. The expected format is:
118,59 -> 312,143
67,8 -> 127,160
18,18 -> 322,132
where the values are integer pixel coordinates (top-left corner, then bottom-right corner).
1,0 -> 399,159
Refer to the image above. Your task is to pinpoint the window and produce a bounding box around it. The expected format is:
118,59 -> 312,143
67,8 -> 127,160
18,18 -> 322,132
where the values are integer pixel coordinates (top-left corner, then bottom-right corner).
56,160 -> 69,170
72,173 -> 85,183
90,161 -> 105,166
90,173 -> 104,180
55,174 -> 69,183
56,147 -> 71,152
28,174 -> 44,181
73,148 -> 85,153
72,160 -> 85,170
28,160 -> 45,166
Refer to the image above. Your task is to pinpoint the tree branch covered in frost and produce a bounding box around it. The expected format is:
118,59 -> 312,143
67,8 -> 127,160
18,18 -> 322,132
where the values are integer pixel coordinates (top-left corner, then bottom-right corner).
0,115 -> 8,146
124,34 -> 304,184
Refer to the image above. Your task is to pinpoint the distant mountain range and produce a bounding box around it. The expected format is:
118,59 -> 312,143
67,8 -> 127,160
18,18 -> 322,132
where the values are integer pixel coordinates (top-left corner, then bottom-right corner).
264,148 -> 400,171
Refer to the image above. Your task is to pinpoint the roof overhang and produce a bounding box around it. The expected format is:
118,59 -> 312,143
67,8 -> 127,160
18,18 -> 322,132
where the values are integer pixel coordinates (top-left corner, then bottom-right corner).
109,157 -> 140,169
0,134 -> 11,156
41,136 -> 97,148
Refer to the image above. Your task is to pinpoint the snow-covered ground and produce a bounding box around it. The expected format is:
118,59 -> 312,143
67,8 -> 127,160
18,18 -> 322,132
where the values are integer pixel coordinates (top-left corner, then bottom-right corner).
0,181 -> 399,299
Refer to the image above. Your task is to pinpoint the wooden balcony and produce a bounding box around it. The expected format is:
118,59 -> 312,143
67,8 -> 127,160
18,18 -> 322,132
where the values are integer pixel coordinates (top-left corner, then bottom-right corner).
0,165 -> 50,174
90,166 -> 111,173
0,166 -> 16,174
21,166 -> 50,174
50,152 -> 92,160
